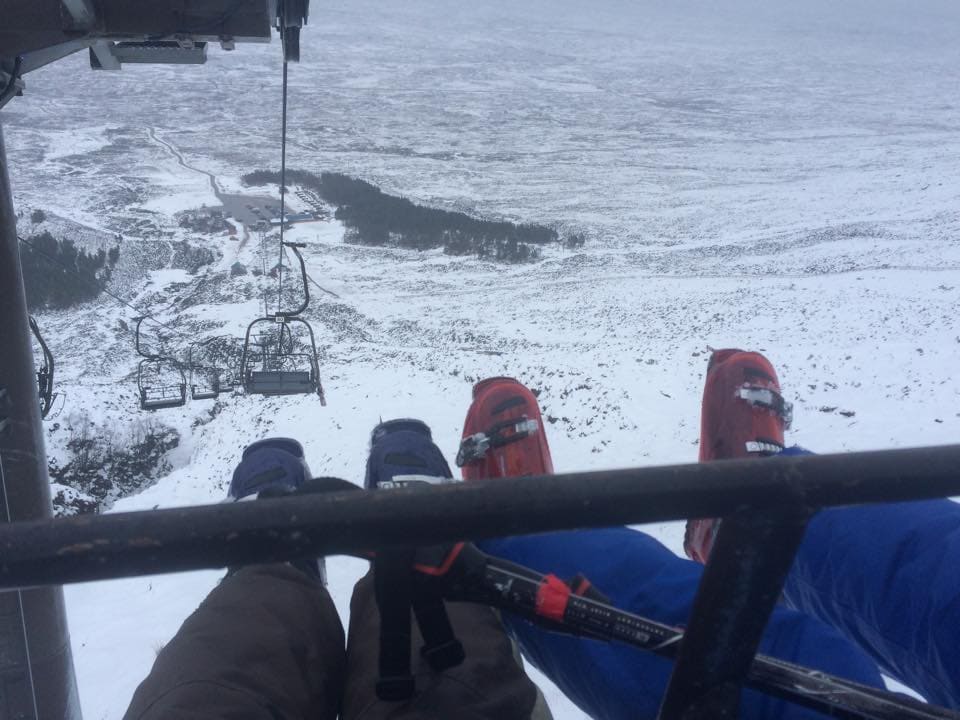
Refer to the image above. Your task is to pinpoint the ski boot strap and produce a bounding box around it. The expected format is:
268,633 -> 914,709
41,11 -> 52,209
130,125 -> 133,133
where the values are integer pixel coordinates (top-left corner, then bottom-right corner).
737,385 -> 793,429
456,417 -> 539,466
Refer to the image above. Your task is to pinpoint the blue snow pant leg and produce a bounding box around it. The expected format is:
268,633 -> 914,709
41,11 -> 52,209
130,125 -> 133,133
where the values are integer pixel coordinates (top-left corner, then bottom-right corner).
480,528 -> 883,720
779,448 -> 960,707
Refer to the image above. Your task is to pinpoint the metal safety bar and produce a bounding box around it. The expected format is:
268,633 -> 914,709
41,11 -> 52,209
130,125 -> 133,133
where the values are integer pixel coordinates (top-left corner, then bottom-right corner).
0,444 -> 959,590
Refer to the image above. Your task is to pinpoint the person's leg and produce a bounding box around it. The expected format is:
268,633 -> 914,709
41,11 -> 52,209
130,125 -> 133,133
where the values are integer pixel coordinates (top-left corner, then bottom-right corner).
481,528 -> 885,720
343,418 -> 548,720
124,563 -> 346,720
683,348 -> 960,706
342,570 -> 544,720
779,448 -> 960,707
457,375 -> 883,720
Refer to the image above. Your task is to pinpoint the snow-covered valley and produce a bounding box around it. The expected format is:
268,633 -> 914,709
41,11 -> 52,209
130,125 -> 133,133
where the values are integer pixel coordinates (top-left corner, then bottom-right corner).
3,1 -> 960,717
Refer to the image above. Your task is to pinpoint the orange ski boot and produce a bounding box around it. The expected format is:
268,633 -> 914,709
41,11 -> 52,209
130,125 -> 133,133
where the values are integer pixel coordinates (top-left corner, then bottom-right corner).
457,377 -> 554,480
684,349 -> 792,563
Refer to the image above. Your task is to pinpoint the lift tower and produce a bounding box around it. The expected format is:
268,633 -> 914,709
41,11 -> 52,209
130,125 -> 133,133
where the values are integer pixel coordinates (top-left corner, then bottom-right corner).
0,2 -> 307,717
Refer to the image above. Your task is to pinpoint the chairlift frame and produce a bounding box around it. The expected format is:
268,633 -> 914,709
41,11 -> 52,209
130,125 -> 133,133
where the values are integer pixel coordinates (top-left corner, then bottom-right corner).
135,316 -> 187,411
240,241 -> 326,402
0,3 -> 307,719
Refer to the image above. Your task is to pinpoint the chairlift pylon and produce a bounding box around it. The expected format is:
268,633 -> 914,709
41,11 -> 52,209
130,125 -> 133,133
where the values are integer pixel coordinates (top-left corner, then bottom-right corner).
135,316 -> 187,411
240,242 -> 326,403
28,315 -> 56,419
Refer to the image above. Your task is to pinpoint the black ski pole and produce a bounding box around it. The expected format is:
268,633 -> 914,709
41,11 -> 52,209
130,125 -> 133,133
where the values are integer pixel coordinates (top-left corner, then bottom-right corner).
443,550 -> 958,720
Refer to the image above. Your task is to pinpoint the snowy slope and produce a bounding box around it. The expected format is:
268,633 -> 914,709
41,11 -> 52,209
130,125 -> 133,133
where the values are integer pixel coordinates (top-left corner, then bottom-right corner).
3,1 -> 960,717
42,210 -> 960,720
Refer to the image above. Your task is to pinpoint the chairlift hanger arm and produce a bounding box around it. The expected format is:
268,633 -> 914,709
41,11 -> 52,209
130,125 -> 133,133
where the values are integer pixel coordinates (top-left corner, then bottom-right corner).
28,316 -> 53,376
275,242 -> 310,318
275,0 -> 308,62
28,316 -> 56,418
134,316 -> 158,360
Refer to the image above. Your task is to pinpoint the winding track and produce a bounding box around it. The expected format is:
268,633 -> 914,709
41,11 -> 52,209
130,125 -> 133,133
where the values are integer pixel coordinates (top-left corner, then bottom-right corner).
146,127 -> 223,198
146,127 -> 251,246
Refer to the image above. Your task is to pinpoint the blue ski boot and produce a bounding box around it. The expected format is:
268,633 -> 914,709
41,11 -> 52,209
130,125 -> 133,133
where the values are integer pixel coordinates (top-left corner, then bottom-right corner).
365,419 -> 455,490
229,437 -> 326,583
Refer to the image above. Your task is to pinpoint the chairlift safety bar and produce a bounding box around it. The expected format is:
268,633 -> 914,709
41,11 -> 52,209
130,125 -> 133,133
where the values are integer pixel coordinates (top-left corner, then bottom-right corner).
0,444 -> 958,590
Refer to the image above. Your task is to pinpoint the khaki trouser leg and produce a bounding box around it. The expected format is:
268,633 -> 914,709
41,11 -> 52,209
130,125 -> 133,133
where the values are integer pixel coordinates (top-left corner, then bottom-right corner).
124,564 -> 346,720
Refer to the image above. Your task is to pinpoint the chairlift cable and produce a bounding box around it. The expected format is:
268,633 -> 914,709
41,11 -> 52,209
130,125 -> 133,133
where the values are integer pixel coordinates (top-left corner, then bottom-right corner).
277,58 -> 290,315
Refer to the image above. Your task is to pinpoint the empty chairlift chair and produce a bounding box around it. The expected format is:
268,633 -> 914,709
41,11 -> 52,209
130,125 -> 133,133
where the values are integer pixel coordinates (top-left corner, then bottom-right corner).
135,316 -> 188,411
190,367 -> 220,400
188,340 -> 225,400
239,241 -> 326,403
240,317 -> 322,398
137,358 -> 187,410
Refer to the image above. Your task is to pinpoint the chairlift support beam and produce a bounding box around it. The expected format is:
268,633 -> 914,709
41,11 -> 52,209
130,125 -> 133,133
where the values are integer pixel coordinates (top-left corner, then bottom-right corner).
0,126 -> 82,720
2,445 -> 960,587
0,2 -> 308,717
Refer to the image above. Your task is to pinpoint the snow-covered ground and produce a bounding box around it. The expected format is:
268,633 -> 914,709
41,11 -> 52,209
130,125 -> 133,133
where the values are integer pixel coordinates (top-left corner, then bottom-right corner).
3,1 -> 960,717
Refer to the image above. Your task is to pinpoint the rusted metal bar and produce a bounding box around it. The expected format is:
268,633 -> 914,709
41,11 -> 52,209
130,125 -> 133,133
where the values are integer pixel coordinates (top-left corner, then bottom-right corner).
657,508 -> 813,720
0,445 -> 959,590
